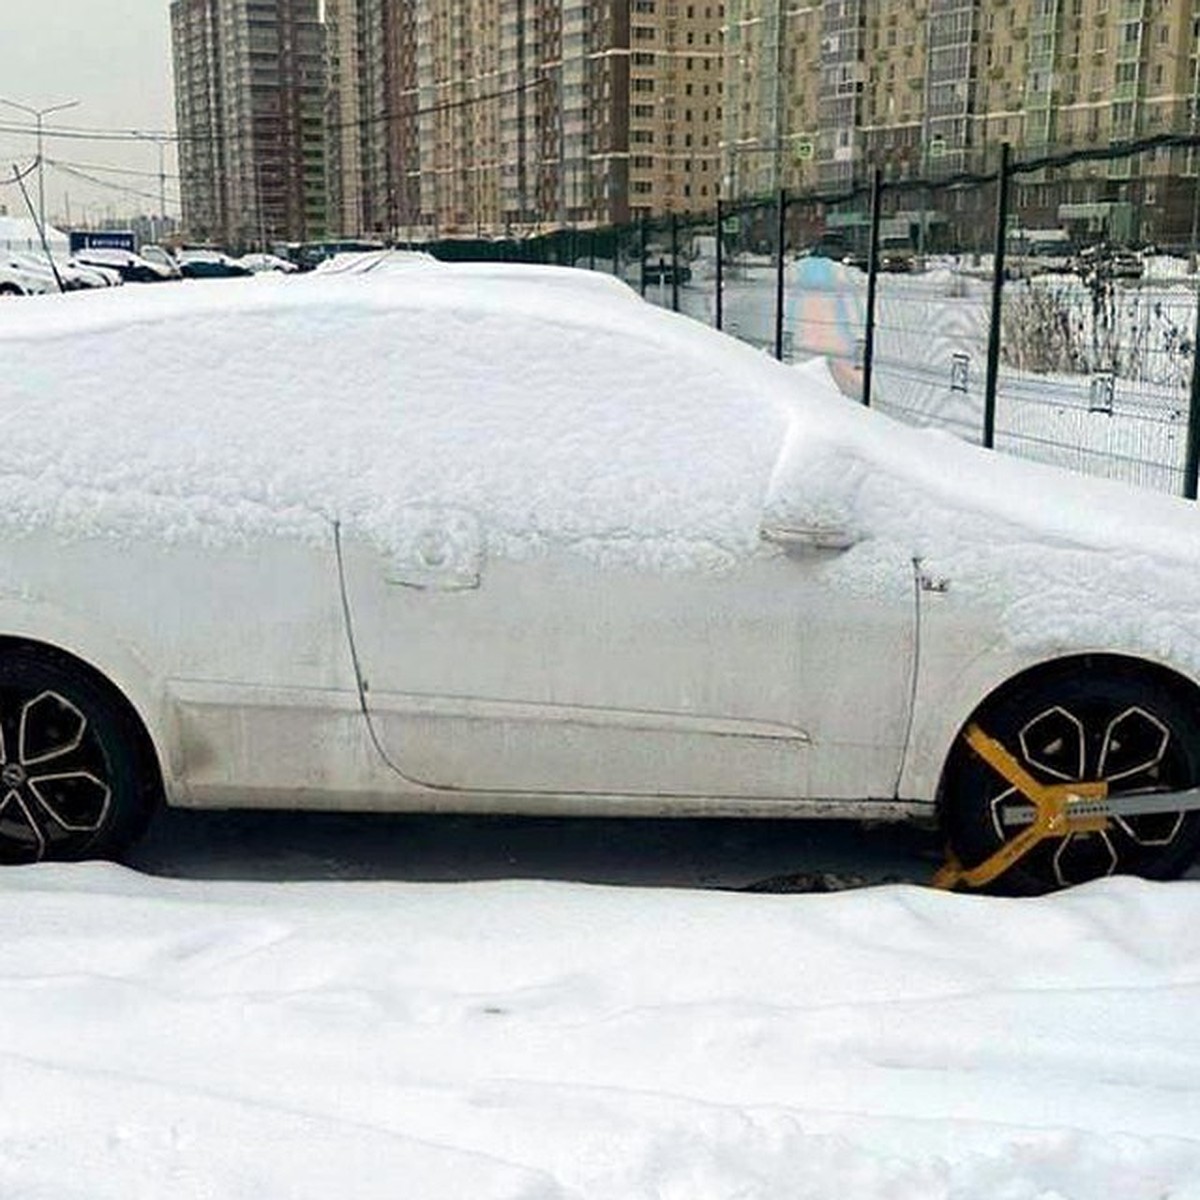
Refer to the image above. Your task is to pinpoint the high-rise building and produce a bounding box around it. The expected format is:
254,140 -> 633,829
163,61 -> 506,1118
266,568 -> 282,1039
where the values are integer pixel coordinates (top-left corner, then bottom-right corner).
721,0 -> 1200,240
324,0 -> 724,238
171,0 -> 328,247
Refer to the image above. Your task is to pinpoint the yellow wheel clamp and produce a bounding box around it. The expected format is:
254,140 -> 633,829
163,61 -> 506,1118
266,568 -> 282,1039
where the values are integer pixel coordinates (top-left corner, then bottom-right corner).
934,722 -> 1200,890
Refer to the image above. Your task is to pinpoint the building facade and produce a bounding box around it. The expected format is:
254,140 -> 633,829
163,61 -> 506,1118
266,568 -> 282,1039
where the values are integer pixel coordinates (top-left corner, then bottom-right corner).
324,0 -> 724,238
172,0 -> 328,247
721,0 -> 1200,240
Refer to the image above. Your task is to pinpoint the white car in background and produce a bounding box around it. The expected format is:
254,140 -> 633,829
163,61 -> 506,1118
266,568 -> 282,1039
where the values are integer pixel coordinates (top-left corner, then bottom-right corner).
0,253 -> 57,295
72,246 -> 177,283
3,264 -> 1200,893
237,251 -> 300,274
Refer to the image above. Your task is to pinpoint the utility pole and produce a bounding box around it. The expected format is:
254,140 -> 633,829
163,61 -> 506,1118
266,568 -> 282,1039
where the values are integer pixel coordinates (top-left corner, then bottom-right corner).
0,95 -> 80,233
133,131 -> 171,241
1190,26 -> 1200,272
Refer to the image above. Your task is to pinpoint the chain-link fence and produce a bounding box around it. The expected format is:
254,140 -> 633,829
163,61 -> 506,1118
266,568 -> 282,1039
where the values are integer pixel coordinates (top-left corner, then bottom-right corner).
411,134 -> 1200,500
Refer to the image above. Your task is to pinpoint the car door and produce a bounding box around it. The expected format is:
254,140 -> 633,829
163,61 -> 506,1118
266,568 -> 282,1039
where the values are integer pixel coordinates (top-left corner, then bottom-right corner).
336,513 -> 915,804
332,282 -> 916,804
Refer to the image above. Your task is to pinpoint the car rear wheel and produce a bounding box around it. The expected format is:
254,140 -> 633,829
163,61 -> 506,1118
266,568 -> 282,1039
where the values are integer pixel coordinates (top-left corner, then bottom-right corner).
938,660 -> 1200,893
0,283 -> 24,297
0,648 -> 160,864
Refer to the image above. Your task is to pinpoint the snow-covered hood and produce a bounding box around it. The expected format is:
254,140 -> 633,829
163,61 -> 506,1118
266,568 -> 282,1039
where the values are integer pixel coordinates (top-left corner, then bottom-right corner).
768,360 -> 1200,670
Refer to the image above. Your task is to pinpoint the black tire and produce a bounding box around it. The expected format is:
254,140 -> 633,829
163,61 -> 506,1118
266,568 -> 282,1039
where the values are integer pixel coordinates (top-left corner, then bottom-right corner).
0,283 -> 24,297
938,659 -> 1200,894
0,648 -> 161,864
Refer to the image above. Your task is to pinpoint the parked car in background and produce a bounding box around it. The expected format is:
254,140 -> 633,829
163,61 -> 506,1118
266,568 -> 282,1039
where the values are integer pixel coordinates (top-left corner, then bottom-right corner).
642,256 -> 692,285
176,249 -> 254,279
0,260 -> 53,295
138,245 -> 183,279
73,247 -> 178,283
1075,243 -> 1145,282
7,251 -> 123,292
58,256 -> 123,288
2,252 -> 60,294
237,252 -> 300,274
877,236 -> 922,273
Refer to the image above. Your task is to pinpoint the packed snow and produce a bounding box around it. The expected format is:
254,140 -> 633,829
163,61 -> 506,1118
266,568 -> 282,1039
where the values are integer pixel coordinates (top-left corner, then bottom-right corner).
0,267 -> 797,571
2,864 -> 1199,1198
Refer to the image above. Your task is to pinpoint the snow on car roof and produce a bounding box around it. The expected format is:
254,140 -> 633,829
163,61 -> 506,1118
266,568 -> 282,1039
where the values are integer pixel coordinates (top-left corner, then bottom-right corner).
6,258 -> 1200,669
0,266 -> 806,569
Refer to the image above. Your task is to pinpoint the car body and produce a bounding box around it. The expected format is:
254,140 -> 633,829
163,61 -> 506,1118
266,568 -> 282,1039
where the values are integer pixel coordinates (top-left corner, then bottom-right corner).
1074,244 -> 1145,282
138,245 -> 183,279
877,237 -> 922,273
0,263 -> 42,296
3,264 -> 1200,891
237,252 -> 300,274
72,247 -> 177,283
176,249 -> 254,278
1,254 -> 58,295
642,257 -> 692,285
59,256 -> 123,288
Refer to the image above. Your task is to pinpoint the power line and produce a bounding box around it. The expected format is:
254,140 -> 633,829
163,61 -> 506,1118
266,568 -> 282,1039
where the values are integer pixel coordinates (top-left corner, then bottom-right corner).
47,161 -> 180,208
0,74 -> 551,149
44,156 -> 183,182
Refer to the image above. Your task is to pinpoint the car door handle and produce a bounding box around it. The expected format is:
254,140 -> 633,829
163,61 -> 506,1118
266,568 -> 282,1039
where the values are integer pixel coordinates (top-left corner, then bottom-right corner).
760,523 -> 859,553
385,506 -> 484,590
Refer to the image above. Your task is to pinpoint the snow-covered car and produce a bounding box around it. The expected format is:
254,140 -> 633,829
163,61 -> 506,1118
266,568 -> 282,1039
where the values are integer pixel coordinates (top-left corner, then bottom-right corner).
7,251 -> 122,292
237,251 -> 299,274
138,245 -> 183,279
176,248 -> 253,278
4,265 -> 1200,893
0,253 -> 58,295
0,264 -> 39,296
72,246 -> 177,284
59,256 -> 123,288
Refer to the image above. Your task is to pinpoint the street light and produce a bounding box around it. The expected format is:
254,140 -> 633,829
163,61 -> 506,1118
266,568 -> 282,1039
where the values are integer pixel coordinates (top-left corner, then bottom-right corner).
0,96 -> 80,232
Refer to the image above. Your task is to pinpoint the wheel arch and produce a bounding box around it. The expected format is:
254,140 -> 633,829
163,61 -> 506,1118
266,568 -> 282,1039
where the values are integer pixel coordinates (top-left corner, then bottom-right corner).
0,633 -> 169,806
901,650 -> 1200,805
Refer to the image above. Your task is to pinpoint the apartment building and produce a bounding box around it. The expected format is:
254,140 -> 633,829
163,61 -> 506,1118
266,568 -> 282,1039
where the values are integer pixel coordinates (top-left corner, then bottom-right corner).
324,0 -> 724,237
171,0 -> 328,247
722,0 -> 1200,239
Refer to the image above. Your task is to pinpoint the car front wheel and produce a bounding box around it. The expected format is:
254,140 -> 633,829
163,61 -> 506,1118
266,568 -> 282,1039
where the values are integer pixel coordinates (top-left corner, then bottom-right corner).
0,648 -> 160,864
938,659 -> 1200,893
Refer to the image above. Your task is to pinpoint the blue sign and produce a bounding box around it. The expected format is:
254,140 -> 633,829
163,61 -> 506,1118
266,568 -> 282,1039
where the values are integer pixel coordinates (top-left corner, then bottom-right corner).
69,230 -> 136,254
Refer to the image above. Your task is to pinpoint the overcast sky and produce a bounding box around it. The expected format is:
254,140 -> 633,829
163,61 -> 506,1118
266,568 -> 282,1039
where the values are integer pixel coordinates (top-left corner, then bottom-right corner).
0,1 -> 178,226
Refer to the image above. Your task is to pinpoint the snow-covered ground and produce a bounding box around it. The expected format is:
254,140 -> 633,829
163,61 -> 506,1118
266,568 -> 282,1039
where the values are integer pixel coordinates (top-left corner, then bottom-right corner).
3,863 -> 1200,1198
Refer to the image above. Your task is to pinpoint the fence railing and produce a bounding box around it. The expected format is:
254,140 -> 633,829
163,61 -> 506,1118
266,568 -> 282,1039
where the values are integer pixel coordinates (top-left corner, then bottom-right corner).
416,134 -> 1200,501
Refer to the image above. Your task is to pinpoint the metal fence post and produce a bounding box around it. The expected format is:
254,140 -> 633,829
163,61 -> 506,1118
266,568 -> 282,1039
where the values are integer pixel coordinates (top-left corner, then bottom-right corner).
774,188 -> 787,361
1185,287 -> 1200,499
715,197 -> 724,331
640,211 -> 649,297
861,167 -> 883,407
670,211 -> 680,312
983,142 -> 1012,450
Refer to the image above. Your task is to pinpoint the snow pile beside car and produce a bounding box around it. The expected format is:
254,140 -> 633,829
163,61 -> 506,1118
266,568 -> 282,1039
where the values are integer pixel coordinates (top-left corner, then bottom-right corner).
2,865 -> 1199,1199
